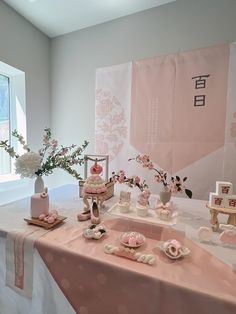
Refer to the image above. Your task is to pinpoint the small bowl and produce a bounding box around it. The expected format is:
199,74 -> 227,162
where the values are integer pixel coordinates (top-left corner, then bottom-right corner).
119,231 -> 146,248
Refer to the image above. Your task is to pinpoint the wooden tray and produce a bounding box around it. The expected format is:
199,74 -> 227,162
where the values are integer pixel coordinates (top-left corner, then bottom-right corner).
24,215 -> 67,229
206,203 -> 236,214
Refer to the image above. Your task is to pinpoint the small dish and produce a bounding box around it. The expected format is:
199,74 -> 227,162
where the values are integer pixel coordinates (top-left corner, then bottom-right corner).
157,239 -> 190,259
83,224 -> 107,240
119,231 -> 146,248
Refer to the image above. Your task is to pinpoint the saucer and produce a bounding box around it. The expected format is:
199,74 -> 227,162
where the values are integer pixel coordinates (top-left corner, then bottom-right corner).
157,240 -> 190,259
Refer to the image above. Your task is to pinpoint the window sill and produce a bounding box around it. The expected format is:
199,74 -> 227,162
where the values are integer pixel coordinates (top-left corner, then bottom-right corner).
0,173 -> 20,184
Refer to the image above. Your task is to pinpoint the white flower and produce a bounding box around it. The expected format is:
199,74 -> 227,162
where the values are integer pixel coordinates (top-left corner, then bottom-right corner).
15,152 -> 42,178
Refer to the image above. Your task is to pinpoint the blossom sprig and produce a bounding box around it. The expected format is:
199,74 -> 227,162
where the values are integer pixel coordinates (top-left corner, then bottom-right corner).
12,130 -> 30,152
128,154 -> 192,198
112,170 -> 149,192
0,128 -> 89,180
0,140 -> 19,158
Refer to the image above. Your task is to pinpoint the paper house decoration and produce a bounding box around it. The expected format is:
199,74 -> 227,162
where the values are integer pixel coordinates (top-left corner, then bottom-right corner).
225,195 -> 236,210
216,181 -> 233,196
209,192 -> 225,208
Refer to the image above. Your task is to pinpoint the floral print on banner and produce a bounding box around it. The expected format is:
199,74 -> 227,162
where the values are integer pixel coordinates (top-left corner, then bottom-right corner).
95,89 -> 127,161
230,112 -> 236,147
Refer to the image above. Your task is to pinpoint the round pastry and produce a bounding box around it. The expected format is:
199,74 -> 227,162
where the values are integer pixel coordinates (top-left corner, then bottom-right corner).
163,239 -> 182,258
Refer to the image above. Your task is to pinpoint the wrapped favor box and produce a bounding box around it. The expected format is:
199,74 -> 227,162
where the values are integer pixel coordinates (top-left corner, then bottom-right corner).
216,181 -> 233,195
209,192 -> 225,208
225,195 -> 236,210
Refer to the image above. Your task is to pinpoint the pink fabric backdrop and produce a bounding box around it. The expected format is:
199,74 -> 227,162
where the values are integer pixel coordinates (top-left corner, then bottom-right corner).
95,43 -> 236,199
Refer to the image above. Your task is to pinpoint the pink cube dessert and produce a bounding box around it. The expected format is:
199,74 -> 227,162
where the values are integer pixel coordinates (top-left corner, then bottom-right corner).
30,192 -> 49,218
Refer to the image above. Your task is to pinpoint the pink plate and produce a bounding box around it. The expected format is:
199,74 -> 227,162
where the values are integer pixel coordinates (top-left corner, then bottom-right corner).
119,231 -> 146,248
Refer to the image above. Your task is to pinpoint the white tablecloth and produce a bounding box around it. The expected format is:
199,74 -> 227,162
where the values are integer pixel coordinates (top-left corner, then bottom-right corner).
0,184 -> 235,314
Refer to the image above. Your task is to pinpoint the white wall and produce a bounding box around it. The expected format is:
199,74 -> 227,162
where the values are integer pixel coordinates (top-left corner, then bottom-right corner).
50,0 -> 236,187
0,1 -> 51,204
1,0 -> 236,200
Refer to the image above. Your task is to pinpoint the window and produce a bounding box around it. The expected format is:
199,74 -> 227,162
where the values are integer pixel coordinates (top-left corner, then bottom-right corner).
0,74 -> 11,175
0,61 -> 26,182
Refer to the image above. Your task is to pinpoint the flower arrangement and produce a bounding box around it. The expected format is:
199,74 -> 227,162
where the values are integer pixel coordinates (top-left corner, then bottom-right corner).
112,170 -> 148,192
128,154 -> 192,198
0,128 -> 89,180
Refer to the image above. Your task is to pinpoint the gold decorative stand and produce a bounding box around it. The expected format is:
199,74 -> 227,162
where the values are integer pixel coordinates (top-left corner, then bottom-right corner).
206,203 -> 236,232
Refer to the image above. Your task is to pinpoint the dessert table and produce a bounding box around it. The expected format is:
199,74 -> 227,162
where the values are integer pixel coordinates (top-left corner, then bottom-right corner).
0,185 -> 235,314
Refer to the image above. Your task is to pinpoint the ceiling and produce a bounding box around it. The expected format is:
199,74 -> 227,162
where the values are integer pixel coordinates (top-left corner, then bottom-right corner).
3,0 -> 175,38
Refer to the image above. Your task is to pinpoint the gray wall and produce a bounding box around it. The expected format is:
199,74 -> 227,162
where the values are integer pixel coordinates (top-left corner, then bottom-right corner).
0,1 -> 51,203
0,1 -> 51,149
50,0 -> 236,186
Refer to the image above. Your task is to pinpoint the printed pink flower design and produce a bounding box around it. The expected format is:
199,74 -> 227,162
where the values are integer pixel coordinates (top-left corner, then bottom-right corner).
95,89 -> 127,161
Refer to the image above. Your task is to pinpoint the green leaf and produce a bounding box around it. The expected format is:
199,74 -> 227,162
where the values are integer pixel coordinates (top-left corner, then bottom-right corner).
176,175 -> 180,181
183,177 -> 187,182
185,189 -> 192,199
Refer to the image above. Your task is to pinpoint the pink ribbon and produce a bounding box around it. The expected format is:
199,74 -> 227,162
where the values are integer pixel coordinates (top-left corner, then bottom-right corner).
156,201 -> 171,210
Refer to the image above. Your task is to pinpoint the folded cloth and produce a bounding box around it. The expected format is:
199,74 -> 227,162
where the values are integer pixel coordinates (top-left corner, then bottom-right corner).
6,228 -> 48,298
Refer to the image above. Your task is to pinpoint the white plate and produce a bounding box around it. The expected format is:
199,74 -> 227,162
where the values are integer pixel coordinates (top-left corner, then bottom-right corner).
119,231 -> 146,248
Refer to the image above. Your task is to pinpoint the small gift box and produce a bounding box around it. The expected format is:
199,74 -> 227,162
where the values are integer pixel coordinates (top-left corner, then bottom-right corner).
216,181 -> 233,196
225,195 -> 236,210
209,192 -> 225,208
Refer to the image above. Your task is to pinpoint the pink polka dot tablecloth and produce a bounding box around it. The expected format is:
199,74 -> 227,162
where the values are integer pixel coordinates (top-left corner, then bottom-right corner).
35,218 -> 236,314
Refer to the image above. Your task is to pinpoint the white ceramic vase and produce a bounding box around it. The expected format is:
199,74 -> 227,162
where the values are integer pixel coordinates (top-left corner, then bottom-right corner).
34,176 -> 44,194
159,190 -> 171,205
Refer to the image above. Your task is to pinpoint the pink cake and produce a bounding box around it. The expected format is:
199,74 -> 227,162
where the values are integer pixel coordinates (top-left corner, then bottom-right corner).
83,161 -> 107,194
30,190 -> 49,218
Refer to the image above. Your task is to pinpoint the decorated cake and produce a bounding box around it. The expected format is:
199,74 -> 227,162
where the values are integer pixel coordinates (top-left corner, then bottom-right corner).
83,161 -> 107,194
118,202 -> 130,213
30,189 -> 49,219
136,190 -> 150,217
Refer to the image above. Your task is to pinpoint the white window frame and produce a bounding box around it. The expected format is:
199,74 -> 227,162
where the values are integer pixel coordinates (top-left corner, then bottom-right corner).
0,61 -> 26,184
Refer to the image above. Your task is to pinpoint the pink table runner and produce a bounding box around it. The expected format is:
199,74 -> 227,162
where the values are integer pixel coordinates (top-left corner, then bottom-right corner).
36,218 -> 236,314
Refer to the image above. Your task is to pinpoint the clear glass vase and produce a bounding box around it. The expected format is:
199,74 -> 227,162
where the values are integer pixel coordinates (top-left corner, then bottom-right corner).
34,176 -> 44,194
